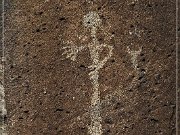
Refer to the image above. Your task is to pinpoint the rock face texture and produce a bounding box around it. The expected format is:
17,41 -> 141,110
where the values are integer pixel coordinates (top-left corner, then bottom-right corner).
178,1 -> 180,134
4,0 -> 176,135
0,1 -> 7,134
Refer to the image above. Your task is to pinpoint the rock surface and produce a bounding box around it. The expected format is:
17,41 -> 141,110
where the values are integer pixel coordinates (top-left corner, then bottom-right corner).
4,0 -> 176,135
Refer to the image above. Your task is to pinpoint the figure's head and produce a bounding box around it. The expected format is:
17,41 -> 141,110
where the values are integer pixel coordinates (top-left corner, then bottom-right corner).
83,11 -> 102,28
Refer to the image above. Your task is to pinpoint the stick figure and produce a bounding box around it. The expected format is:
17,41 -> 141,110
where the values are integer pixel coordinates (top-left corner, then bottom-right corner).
62,11 -> 113,135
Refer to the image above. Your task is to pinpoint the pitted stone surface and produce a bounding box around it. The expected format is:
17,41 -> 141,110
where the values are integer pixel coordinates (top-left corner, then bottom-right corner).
4,0 -> 176,135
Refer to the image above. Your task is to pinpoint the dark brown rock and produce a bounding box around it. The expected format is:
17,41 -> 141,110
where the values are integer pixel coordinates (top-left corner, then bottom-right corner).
4,0 -> 176,135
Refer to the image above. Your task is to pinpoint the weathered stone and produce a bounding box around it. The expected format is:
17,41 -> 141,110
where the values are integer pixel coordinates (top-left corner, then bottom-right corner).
4,0 -> 177,135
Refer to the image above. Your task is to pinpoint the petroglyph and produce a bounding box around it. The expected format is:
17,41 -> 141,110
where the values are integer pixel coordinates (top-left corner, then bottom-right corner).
62,11 -> 113,135
62,45 -> 85,61
127,46 -> 142,71
127,46 -> 143,90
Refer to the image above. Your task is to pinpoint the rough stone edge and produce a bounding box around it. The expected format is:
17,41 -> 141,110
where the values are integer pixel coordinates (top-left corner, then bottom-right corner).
0,0 -> 7,134
177,0 -> 180,134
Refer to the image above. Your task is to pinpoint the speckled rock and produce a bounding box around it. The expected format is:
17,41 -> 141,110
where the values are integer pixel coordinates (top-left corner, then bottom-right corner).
4,0 -> 176,135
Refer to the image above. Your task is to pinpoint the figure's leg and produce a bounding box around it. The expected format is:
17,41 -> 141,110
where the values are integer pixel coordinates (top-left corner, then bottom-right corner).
88,70 -> 102,135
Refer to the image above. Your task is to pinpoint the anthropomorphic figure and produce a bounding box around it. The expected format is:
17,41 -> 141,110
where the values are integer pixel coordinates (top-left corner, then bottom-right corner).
62,12 -> 113,135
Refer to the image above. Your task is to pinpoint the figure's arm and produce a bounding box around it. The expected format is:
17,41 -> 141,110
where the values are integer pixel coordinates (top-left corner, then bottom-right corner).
62,45 -> 85,61
97,44 -> 113,70
88,44 -> 113,71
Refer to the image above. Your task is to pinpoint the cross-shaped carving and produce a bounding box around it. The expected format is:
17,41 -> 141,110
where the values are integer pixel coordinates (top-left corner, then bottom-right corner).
62,11 -> 113,135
